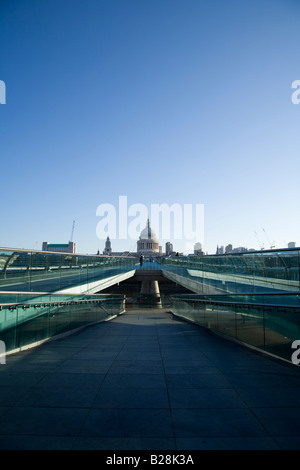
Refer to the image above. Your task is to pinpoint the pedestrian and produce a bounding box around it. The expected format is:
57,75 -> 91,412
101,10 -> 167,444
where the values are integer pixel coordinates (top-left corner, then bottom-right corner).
139,254 -> 144,267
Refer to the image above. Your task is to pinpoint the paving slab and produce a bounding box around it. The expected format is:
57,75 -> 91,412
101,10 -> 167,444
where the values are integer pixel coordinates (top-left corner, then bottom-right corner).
0,308 -> 300,450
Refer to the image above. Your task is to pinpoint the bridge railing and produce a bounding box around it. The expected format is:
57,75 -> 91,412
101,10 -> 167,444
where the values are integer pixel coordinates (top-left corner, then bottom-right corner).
170,292 -> 300,362
0,248 -> 138,293
0,291 -> 125,354
161,248 -> 300,293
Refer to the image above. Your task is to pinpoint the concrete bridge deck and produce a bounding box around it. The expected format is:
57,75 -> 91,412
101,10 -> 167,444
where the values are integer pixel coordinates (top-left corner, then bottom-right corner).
0,308 -> 300,450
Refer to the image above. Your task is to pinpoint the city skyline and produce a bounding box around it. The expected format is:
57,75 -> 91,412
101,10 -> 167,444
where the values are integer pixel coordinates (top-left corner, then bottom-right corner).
1,0 -> 300,255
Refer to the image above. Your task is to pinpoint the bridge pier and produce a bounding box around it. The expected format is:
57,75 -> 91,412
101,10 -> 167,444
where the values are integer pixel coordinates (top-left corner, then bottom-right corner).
139,279 -> 161,307
140,279 -> 160,296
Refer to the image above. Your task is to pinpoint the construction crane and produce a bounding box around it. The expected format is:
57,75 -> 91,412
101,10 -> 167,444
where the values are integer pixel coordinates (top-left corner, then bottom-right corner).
262,228 -> 275,249
69,220 -> 75,243
254,231 -> 264,250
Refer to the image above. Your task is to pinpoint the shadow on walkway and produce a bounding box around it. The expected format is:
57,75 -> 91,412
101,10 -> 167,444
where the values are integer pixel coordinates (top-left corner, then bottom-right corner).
0,308 -> 300,450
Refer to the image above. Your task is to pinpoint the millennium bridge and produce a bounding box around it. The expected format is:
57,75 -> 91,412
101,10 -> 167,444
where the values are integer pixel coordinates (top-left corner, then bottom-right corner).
0,247 -> 300,450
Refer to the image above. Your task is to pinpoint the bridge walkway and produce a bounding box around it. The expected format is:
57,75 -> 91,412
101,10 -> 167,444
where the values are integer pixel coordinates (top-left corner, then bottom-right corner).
0,308 -> 300,450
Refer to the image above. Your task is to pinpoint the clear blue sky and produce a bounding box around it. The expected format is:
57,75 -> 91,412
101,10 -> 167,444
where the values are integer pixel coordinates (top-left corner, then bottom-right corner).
1,0 -> 300,255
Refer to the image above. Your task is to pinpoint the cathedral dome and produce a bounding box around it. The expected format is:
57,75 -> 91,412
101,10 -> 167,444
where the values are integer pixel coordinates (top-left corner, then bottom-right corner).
139,219 -> 158,242
137,219 -> 159,253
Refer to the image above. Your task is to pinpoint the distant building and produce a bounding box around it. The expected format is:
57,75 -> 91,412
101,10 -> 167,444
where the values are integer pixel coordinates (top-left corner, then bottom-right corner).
103,236 -> 112,255
288,242 -> 296,248
232,246 -> 248,253
42,242 -> 76,253
223,244 -> 249,254
166,242 -> 173,255
218,244 -> 251,254
194,242 -> 204,255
